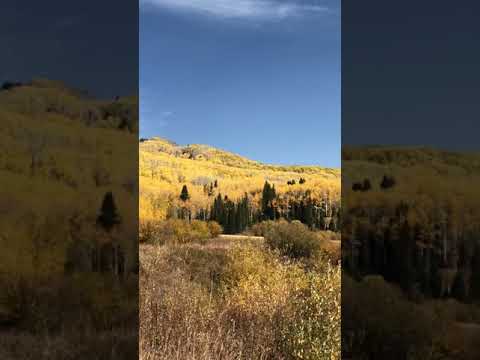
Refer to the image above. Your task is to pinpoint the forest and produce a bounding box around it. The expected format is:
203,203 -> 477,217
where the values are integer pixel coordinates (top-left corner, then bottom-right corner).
342,146 -> 480,359
0,79 -> 139,359
139,137 -> 340,229
166,180 -> 341,234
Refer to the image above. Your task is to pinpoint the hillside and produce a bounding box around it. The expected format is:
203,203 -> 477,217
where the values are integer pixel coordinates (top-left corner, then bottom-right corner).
0,79 -> 138,277
343,146 -> 480,212
342,146 -> 480,260
342,146 -> 480,359
343,145 -> 480,172
139,137 -> 340,222
0,80 -> 139,357
141,136 -> 340,173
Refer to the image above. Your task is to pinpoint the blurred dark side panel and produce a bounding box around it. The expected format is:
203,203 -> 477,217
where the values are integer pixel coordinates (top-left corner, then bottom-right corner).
342,1 -> 480,359
0,1 -> 139,359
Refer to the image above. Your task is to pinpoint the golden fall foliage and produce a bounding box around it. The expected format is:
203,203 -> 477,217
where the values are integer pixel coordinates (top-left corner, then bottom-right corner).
343,146 -> 480,231
139,137 -> 341,222
0,80 -> 138,279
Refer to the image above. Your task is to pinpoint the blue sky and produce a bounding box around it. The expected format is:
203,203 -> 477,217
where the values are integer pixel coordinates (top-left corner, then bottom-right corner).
140,0 -> 340,167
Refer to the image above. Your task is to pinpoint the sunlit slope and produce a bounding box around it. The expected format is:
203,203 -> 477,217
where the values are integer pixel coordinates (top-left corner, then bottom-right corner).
140,137 -> 340,221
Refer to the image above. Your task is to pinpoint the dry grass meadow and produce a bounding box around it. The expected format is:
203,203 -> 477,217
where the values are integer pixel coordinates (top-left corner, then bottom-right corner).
140,225 -> 341,360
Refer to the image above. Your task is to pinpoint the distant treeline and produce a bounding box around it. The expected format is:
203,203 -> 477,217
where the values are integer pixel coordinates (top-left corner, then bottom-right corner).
167,181 -> 341,234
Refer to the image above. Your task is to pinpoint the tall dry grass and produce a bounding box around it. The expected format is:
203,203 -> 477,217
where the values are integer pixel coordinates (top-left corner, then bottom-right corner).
140,225 -> 341,360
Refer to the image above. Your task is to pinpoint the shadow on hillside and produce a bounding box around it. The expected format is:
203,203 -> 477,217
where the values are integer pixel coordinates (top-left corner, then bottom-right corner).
0,80 -> 139,358
342,147 -> 480,359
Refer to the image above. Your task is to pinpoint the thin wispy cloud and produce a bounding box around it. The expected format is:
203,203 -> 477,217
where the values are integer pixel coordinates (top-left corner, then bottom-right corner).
140,0 -> 328,20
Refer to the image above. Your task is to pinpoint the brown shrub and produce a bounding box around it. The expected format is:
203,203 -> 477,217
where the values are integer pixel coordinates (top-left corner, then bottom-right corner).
140,241 -> 341,359
265,220 -> 322,259
139,219 -> 223,246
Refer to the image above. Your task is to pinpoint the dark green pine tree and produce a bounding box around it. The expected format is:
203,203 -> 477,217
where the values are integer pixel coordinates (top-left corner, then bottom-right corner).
97,192 -> 121,232
261,181 -> 271,213
304,198 -> 314,228
210,195 -> 217,221
244,193 -> 251,227
261,181 -> 276,220
380,175 -> 396,190
362,179 -> 372,191
471,243 -> 480,300
234,203 -> 242,234
236,193 -> 250,232
224,198 -> 236,234
290,202 -> 298,221
301,200 -> 307,223
210,193 -> 224,223
396,220 -> 416,292
180,185 -> 190,202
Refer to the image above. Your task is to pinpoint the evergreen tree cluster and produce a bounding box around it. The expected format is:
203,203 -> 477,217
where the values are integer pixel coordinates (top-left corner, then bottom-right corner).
171,182 -> 341,234
197,181 -> 340,233
352,179 -> 371,192
287,177 -> 306,185
202,179 -> 218,197
279,196 -> 341,231
344,203 -> 480,302
208,193 -> 251,234
352,175 -> 395,192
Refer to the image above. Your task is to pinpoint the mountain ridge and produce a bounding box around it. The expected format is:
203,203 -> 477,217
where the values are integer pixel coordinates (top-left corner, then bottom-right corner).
140,136 -> 340,175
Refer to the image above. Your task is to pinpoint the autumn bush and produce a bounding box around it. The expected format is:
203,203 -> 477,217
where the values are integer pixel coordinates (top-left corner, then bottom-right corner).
279,265 -> 341,360
222,244 -> 308,318
0,273 -> 138,360
140,238 -> 341,359
222,244 -> 340,359
249,220 -> 277,237
139,219 -> 222,245
265,220 -> 323,259
341,274 -> 458,359
139,219 -> 161,243
207,220 -> 223,238
140,244 -> 244,360
1,273 -> 138,333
